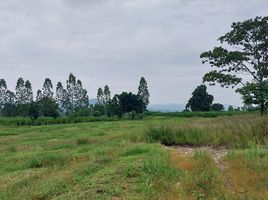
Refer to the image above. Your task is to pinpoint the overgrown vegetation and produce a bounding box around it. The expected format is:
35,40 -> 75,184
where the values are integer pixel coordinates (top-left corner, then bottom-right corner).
146,115 -> 268,147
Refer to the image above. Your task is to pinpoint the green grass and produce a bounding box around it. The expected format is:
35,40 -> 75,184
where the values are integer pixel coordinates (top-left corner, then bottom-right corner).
0,115 -> 267,199
146,114 -> 268,148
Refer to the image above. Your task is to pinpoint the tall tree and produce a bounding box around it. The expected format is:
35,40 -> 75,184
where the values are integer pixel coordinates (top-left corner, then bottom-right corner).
0,79 -> 7,109
42,78 -> 54,99
5,90 -> 15,105
36,90 -> 42,102
97,87 -> 104,105
66,73 -> 76,112
186,85 -> 214,111
137,77 -> 150,112
25,80 -> 33,103
75,80 -> 89,109
200,16 -> 268,115
2,90 -> 16,117
104,85 -> 111,104
55,82 -> 67,113
15,78 -> 26,105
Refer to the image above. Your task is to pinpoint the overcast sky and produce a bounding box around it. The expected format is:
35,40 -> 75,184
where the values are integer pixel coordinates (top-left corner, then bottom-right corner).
0,0 -> 267,105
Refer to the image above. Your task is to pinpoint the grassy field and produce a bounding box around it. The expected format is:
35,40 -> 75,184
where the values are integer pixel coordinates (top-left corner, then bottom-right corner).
0,115 -> 267,199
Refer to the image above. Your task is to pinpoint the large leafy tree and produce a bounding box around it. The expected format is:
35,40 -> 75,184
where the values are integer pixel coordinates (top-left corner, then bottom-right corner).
186,85 -> 214,111
201,16 -> 268,115
117,92 -> 143,114
137,77 -> 150,112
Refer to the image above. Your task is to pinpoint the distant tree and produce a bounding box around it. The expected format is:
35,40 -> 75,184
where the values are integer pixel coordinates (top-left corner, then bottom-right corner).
97,87 -> 104,105
42,78 -> 53,99
211,103 -> 225,111
117,92 -> 143,116
5,90 -> 15,105
28,102 -> 40,120
36,90 -> 42,102
38,97 -> 59,118
2,90 -> 16,117
201,16 -> 268,115
137,77 -> 150,112
25,80 -> 33,103
110,94 -> 123,117
55,82 -> 67,113
75,80 -> 89,110
228,105 -> 234,111
0,79 -> 7,110
104,85 -> 111,104
66,73 -> 76,113
15,78 -> 26,105
186,85 -> 214,111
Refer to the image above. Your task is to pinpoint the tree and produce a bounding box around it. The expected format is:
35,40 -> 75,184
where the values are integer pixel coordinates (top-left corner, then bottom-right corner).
117,92 -> 143,115
36,90 -> 42,102
97,87 -> 104,105
186,85 -> 214,111
228,105 -> 234,111
104,85 -> 111,104
28,102 -> 40,120
211,103 -> 225,111
0,79 -> 7,110
15,78 -> 26,105
201,16 -> 268,115
42,78 -> 53,99
2,90 -> 16,117
66,73 -> 76,113
75,80 -> 89,110
55,82 -> 67,113
25,80 -> 33,103
110,94 -> 123,118
38,97 -> 59,118
137,77 -> 150,112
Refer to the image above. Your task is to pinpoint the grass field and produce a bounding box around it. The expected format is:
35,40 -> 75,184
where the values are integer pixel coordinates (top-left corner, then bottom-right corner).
0,115 -> 267,199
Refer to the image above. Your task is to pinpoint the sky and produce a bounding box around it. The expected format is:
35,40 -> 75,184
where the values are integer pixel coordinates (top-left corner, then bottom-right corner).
0,0 -> 267,105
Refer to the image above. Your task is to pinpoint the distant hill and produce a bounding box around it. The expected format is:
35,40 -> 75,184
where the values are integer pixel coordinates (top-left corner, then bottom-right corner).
148,103 -> 186,112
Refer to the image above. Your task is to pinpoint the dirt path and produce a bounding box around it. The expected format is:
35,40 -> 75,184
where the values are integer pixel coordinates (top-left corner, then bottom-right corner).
166,145 -> 234,192
166,145 -> 228,170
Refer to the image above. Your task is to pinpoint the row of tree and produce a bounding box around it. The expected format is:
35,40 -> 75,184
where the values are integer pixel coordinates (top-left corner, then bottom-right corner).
0,74 -> 150,118
94,77 -> 150,118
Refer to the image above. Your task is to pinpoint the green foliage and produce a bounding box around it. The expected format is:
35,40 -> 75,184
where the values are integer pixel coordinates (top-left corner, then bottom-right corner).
137,77 -> 150,112
211,103 -> 225,111
201,16 -> 268,115
186,85 -> 214,111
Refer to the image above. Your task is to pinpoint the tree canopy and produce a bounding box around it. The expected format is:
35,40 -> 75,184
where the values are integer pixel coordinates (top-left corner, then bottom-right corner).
201,16 -> 268,115
186,85 -> 214,111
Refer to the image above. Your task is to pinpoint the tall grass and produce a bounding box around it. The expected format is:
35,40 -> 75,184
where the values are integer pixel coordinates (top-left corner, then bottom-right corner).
146,115 -> 268,148
146,111 -> 249,118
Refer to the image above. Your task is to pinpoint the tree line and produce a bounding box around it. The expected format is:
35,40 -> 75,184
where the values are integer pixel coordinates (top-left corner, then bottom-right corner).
0,74 -> 150,119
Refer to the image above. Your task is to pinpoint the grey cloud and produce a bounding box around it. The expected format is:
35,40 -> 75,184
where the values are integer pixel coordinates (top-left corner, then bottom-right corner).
0,0 -> 267,104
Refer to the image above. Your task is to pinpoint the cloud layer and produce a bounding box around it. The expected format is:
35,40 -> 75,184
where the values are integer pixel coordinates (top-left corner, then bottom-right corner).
0,0 -> 267,105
